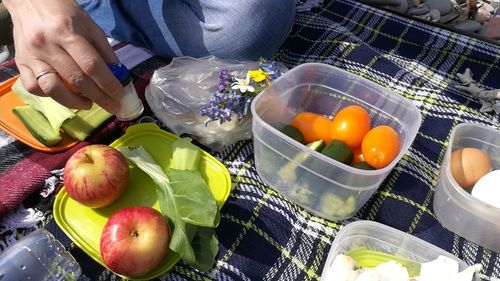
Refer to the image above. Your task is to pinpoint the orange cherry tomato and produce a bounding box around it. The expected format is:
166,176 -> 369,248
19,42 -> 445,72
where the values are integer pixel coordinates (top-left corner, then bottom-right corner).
330,105 -> 371,148
352,146 -> 365,164
290,112 -> 332,144
361,125 -> 400,169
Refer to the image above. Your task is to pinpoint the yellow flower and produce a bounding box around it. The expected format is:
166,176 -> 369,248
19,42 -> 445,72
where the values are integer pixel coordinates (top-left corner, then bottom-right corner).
248,69 -> 268,82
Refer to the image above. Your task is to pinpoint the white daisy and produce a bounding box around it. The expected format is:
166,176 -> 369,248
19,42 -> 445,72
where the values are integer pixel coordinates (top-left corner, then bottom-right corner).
231,74 -> 255,93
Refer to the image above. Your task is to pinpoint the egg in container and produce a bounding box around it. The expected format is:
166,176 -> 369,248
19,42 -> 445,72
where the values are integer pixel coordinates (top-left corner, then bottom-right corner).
434,123 -> 500,252
251,63 -> 421,221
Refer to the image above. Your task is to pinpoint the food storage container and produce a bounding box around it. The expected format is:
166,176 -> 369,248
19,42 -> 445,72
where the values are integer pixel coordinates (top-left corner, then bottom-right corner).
0,228 -> 81,281
320,221 -> 479,281
251,63 -> 421,220
433,123 -> 500,252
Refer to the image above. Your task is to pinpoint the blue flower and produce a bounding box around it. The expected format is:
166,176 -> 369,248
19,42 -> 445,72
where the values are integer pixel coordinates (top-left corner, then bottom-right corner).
259,61 -> 283,80
200,63 -> 284,125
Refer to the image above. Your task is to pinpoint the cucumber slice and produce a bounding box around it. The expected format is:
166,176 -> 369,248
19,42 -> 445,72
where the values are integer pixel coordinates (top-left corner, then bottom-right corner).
306,139 -> 325,152
351,161 -> 375,170
12,79 -> 76,132
13,105 -> 63,146
61,103 -> 113,141
321,140 -> 354,164
280,125 -> 305,144
277,140 -> 326,183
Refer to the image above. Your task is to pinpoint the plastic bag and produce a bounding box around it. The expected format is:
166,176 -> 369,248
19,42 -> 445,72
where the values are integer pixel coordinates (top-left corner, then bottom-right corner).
145,56 -> 284,151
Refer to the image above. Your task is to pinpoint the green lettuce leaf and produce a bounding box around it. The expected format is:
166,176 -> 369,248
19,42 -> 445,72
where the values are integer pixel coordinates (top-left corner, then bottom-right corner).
165,168 -> 218,227
118,145 -> 219,271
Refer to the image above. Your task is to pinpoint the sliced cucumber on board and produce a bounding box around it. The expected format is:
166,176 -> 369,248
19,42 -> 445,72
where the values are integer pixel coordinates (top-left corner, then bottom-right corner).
12,105 -> 63,146
12,79 -> 76,132
61,103 -> 113,141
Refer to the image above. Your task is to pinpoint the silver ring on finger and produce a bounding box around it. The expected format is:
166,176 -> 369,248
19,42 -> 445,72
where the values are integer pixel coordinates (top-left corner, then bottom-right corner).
35,70 -> 58,81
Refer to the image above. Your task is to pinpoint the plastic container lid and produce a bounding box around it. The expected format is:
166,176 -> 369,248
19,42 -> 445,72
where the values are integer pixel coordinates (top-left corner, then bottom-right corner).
53,123 -> 232,280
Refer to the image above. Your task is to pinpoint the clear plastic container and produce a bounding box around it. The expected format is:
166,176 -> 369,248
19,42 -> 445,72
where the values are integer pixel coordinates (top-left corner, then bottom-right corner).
433,123 -> 500,252
0,228 -> 81,281
251,63 -> 421,220
320,221 -> 478,281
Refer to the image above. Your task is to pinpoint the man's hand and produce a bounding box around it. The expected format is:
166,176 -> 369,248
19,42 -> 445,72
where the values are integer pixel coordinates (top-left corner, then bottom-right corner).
4,0 -> 122,114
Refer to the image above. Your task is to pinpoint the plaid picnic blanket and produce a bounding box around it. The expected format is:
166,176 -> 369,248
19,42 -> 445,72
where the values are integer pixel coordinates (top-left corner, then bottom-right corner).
1,0 -> 500,280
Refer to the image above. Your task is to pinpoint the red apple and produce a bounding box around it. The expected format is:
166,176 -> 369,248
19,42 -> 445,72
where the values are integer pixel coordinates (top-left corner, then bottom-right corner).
100,206 -> 170,277
64,144 -> 129,208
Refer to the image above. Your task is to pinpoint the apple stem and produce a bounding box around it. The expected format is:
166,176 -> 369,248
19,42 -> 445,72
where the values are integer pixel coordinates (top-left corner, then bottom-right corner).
131,230 -> 139,238
84,153 -> 94,164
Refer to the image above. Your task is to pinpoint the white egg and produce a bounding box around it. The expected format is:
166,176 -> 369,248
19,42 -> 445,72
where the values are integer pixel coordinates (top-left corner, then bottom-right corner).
471,170 -> 500,209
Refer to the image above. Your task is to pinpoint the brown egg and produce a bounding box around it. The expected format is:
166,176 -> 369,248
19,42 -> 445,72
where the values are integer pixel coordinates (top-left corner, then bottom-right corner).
450,147 -> 493,189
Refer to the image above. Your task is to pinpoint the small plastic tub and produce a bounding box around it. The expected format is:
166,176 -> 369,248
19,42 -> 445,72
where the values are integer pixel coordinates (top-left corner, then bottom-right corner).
433,123 -> 500,252
320,221 -> 478,280
251,63 -> 421,220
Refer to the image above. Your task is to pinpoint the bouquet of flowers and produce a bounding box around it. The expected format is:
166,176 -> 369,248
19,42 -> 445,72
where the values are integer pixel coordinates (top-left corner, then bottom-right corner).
145,56 -> 286,151
200,61 -> 284,125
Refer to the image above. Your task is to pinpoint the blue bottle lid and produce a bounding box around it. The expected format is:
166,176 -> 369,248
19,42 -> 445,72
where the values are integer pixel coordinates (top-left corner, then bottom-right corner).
107,63 -> 132,85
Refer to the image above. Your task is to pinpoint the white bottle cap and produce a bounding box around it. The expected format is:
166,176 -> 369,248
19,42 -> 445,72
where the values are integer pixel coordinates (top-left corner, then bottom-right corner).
116,82 -> 144,121
108,63 -> 144,121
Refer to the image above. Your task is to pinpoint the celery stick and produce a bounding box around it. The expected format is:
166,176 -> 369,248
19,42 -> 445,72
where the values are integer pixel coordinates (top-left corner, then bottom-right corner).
171,137 -> 201,170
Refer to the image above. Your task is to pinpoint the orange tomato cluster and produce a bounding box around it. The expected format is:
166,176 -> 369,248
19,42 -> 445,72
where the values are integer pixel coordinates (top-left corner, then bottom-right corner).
290,105 -> 400,169
290,112 -> 332,144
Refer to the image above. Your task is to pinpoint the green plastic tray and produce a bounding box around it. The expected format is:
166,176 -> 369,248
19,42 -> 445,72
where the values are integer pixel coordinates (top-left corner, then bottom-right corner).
54,123 -> 231,280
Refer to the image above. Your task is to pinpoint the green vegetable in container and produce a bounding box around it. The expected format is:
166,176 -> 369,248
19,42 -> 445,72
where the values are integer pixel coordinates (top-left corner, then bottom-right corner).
287,183 -> 315,206
279,124 -> 305,144
347,247 -> 421,277
321,140 -> 354,165
350,161 -> 375,170
277,139 -> 325,183
318,193 -> 356,218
